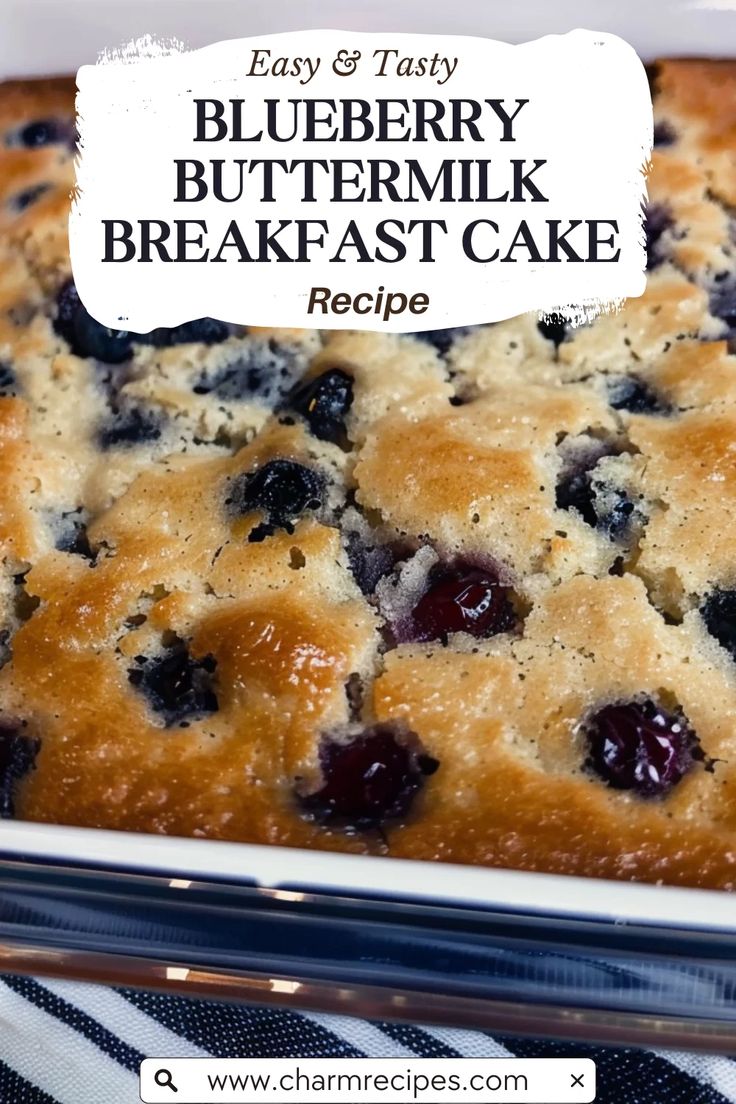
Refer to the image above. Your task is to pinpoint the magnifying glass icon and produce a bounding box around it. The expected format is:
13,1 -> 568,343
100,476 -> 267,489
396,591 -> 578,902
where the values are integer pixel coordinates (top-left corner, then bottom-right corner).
154,1069 -> 179,1093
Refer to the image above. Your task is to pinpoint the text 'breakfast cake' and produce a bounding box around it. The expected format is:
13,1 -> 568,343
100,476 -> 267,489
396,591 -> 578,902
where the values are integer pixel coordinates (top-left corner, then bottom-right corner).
1,63 -> 736,889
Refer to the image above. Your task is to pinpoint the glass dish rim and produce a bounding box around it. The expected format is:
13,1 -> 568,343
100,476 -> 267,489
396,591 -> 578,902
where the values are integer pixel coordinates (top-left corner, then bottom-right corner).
2,819 -> 735,933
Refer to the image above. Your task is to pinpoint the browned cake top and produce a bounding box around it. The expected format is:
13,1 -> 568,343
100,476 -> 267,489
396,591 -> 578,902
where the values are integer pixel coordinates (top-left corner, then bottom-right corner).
2,63 -> 736,889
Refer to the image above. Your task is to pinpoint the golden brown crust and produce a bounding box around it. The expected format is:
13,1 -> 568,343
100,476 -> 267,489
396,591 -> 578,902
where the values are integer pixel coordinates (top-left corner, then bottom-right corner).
0,78 -> 76,287
653,60 -> 736,206
3,65 -> 736,890
374,573 -> 736,888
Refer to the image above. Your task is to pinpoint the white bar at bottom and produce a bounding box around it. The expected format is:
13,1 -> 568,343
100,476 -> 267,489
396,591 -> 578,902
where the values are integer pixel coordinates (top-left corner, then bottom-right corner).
140,1057 -> 596,1103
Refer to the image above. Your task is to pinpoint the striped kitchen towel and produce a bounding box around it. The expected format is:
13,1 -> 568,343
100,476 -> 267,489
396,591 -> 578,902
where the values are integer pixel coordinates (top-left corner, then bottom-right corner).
0,975 -> 734,1104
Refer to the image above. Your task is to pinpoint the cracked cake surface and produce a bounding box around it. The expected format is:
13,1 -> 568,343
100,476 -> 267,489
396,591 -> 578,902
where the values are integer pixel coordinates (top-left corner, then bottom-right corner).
2,64 -> 736,888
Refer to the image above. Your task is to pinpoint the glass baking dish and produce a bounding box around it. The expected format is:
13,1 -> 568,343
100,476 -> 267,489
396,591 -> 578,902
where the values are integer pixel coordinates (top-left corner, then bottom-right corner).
2,823 -> 736,1052
2,0 -> 736,1051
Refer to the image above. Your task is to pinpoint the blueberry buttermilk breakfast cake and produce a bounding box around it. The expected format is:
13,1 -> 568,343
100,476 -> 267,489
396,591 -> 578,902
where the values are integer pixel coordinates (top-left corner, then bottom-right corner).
1,64 -> 736,890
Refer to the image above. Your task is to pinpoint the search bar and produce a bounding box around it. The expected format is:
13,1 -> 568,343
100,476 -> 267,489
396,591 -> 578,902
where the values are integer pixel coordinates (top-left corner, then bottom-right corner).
140,1057 -> 596,1103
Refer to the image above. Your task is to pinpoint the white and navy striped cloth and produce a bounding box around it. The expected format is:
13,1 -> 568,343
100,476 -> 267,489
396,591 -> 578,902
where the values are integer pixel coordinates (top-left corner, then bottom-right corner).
0,976 -> 735,1103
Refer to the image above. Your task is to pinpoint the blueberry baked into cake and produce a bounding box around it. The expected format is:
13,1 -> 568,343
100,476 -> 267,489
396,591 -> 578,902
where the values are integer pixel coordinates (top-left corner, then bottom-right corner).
1,64 -> 736,889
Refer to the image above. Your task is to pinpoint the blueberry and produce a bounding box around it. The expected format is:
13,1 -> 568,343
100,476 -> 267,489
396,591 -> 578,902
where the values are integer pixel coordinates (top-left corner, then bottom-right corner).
653,121 -> 677,148
644,203 -> 673,270
142,318 -> 231,348
701,589 -> 736,661
556,468 -> 599,528
99,406 -> 162,449
194,339 -> 306,404
298,723 -> 438,828
72,311 -> 133,364
408,562 -> 515,643
11,183 -> 51,212
15,118 -> 74,149
410,328 -> 470,355
584,699 -> 702,797
556,467 -> 637,541
128,643 -> 218,727
598,492 -> 637,540
537,315 -> 568,346
56,509 -> 94,560
607,375 -> 669,415
282,368 -> 354,445
0,364 -> 18,397
344,531 -> 401,595
0,721 -> 40,819
55,281 -> 231,364
556,440 -> 640,541
228,459 -> 325,542
55,281 -> 133,364
709,276 -> 736,339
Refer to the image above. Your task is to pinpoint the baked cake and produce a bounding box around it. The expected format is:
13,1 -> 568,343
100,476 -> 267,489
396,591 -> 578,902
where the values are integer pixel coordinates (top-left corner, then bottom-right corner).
1,63 -> 736,890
